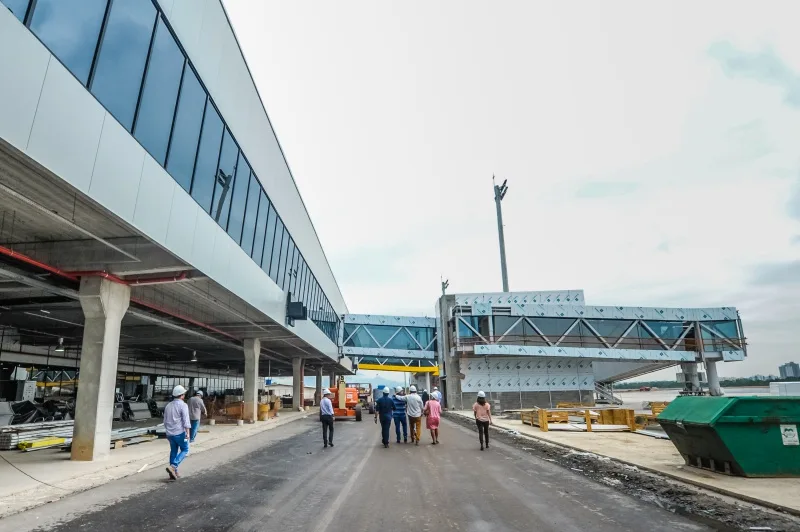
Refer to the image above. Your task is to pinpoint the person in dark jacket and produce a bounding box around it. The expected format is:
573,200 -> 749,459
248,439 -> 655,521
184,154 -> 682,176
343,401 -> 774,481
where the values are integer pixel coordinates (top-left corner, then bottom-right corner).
421,389 -> 430,406
374,387 -> 395,448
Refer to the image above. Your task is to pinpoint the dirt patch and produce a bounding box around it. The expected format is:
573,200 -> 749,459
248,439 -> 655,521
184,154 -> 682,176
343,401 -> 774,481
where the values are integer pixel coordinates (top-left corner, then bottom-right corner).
445,412 -> 800,531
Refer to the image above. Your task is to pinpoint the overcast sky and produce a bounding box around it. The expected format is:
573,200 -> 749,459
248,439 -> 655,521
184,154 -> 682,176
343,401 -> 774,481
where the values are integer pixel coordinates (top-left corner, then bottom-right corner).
224,1 -> 799,380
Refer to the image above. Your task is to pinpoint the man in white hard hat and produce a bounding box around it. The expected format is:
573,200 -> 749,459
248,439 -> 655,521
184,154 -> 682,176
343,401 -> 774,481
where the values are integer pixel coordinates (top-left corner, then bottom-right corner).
396,385 -> 425,445
164,385 -> 191,480
432,386 -> 442,405
188,390 -> 207,443
320,388 -> 335,448
391,386 -> 408,444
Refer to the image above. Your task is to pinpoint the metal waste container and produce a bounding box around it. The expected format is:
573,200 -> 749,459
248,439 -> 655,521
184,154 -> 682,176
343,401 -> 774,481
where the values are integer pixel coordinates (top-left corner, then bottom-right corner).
658,396 -> 800,477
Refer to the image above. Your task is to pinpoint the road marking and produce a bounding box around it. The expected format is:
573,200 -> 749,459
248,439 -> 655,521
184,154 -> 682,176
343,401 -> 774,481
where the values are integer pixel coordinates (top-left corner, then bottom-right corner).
312,437 -> 376,532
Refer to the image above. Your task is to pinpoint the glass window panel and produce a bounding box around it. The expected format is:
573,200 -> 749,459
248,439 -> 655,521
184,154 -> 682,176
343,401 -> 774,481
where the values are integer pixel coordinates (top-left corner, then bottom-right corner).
90,0 -> 156,130
585,319 -> 634,344
133,18 -> 183,164
384,329 -> 418,350
705,320 -> 738,339
299,261 -> 307,303
531,318 -> 576,341
282,239 -> 295,291
637,324 -> 659,350
240,174 -> 261,254
190,101 -> 223,213
364,325 -> 398,347
2,0 -> 29,22
276,230 -> 290,288
211,131 -> 238,225
262,204 -> 277,271
269,219 -> 284,281
29,0 -> 108,85
251,191 -> 269,263
406,327 -> 434,350
166,64 -> 205,192
492,316 -> 522,339
289,247 -> 300,294
643,321 -> 683,341
343,324 -> 377,348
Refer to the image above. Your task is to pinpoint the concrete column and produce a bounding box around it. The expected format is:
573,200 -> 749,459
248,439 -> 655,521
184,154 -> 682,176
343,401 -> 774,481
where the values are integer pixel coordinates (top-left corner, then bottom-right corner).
243,338 -> 260,422
424,373 -> 432,392
680,362 -> 701,392
706,359 -> 723,396
329,370 -> 337,390
293,357 -> 305,411
315,366 -> 323,405
72,278 -> 130,461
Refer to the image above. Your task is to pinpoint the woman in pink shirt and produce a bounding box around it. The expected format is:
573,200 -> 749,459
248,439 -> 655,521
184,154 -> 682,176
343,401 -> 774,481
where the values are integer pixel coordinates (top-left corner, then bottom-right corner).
423,393 -> 442,444
473,390 -> 492,450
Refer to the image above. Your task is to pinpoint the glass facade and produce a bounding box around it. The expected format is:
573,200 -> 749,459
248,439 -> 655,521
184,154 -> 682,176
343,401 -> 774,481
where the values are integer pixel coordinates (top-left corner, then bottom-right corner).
343,324 -> 437,351
3,0 -> 339,343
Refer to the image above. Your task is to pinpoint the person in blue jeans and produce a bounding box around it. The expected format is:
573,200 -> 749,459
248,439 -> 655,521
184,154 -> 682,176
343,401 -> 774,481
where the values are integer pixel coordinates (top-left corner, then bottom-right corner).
374,387 -> 395,448
188,390 -> 207,443
392,386 -> 408,443
163,385 -> 191,480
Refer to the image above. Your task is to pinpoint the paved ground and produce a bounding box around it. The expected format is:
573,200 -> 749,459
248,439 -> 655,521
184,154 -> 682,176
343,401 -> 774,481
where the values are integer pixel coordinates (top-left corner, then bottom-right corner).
3,418 -> 710,532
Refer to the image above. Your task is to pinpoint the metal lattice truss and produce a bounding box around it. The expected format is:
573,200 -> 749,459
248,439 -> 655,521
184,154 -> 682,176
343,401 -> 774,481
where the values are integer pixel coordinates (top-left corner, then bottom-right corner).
459,316 -> 745,362
339,314 -> 437,362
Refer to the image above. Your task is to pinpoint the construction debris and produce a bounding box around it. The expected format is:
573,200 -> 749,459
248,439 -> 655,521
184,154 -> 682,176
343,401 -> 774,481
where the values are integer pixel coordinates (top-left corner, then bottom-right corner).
1,420 -> 162,451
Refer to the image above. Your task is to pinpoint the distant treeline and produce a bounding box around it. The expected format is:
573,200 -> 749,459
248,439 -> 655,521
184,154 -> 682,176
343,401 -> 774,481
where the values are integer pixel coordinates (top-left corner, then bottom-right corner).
616,376 -> 800,389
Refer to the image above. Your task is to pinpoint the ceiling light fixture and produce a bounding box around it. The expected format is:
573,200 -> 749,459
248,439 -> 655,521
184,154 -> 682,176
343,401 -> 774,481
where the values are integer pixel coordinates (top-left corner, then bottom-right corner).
55,337 -> 64,352
190,350 -> 197,363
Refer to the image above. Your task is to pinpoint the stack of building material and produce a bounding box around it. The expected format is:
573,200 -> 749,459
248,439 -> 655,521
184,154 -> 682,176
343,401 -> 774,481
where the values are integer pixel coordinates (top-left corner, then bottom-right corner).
0,420 -> 74,450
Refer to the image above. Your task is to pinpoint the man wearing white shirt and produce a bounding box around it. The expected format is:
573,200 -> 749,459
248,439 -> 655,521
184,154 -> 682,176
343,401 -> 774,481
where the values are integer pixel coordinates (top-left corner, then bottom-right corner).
320,389 -> 335,448
398,385 -> 425,445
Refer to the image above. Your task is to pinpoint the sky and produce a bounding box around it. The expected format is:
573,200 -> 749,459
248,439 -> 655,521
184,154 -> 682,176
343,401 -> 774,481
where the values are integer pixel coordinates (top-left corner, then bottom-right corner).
224,1 -> 800,381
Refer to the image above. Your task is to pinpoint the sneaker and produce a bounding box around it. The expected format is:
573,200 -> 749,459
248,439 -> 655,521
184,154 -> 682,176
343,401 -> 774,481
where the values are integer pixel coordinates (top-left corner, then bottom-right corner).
329,442 -> 334,447
165,466 -> 176,480
174,469 -> 181,479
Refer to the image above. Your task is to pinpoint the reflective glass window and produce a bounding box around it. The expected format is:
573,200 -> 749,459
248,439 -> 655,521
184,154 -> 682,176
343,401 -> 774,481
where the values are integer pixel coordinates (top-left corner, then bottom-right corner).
225,157 -> 249,239
29,0 -> 108,85
2,0 -> 29,22
407,327 -> 435,350
262,204 -> 277,271
269,219 -> 284,282
190,101 -> 223,213
240,175 -> 261,254
277,229 -> 290,288
492,316 -> 523,339
166,65 -> 205,192
134,18 -> 183,164
343,324 -> 377,348
211,131 -> 238,224
289,246 -> 300,293
251,191 -> 269,264
282,239 -> 295,290
90,0 -> 156,130
297,260 -> 307,302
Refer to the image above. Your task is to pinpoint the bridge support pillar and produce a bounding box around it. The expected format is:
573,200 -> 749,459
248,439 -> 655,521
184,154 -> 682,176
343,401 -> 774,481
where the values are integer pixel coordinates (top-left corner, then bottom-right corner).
293,357 -> 305,411
706,359 -> 723,396
315,366 -> 323,405
72,277 -> 130,461
243,339 -> 260,423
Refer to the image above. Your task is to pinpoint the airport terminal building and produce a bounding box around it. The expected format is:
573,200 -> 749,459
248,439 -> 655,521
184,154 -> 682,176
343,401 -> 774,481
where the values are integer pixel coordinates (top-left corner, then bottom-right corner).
0,0 -> 747,459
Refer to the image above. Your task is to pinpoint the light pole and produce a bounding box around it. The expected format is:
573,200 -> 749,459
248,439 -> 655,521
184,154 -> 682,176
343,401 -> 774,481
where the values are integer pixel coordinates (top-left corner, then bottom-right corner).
493,176 -> 509,292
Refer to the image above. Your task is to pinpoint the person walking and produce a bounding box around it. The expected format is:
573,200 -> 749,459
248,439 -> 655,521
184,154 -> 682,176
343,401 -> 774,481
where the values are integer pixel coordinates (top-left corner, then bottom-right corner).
432,386 -> 442,404
421,389 -> 430,406
392,386 -> 408,444
374,387 -> 395,448
164,385 -> 191,480
188,390 -> 207,443
320,388 -> 335,448
398,385 -> 425,445
473,390 -> 492,451
423,392 -> 442,444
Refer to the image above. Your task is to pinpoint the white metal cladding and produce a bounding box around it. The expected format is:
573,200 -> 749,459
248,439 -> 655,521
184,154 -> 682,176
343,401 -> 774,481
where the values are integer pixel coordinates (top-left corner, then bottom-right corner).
474,344 -> 698,362
162,0 -> 346,314
342,314 -> 437,328
455,290 -> 585,307
0,8 -> 339,358
342,346 -> 436,360
460,303 -> 739,322
461,356 -> 595,392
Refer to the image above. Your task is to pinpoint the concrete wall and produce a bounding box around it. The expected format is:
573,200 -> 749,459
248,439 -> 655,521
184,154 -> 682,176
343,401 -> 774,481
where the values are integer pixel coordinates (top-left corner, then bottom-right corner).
0,6 -> 341,358
455,391 -> 587,411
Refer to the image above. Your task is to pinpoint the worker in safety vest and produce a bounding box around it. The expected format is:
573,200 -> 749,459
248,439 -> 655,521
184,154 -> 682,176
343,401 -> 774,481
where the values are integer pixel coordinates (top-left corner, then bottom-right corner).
392,386 -> 408,444
374,387 -> 395,448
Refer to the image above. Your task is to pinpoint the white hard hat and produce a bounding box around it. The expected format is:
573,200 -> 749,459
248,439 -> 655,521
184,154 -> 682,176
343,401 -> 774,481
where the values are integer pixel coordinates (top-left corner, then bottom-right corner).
477,390 -> 486,398
195,390 -> 203,397
409,385 -> 417,393
383,387 -> 390,394
395,386 -> 403,393
423,389 -> 428,393
172,385 -> 187,397
323,389 -> 332,395
434,387 -> 439,391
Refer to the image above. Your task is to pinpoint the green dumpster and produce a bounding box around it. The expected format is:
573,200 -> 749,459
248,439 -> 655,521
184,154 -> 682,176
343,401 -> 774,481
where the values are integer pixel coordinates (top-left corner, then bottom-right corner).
657,396 -> 800,477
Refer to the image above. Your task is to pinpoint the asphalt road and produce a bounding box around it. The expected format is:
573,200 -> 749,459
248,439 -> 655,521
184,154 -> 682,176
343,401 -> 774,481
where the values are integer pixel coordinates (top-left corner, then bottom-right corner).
4,417 -> 710,532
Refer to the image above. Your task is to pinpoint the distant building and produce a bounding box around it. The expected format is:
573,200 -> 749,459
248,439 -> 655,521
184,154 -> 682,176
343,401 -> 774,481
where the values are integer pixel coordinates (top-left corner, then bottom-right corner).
779,362 -> 800,379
